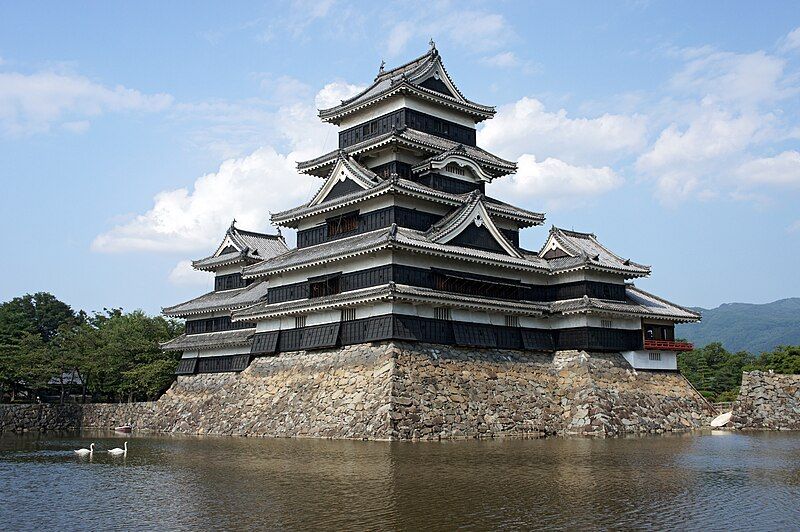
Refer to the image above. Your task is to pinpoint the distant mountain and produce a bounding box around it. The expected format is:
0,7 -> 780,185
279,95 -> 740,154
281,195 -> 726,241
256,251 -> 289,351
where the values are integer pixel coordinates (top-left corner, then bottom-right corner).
676,298 -> 800,354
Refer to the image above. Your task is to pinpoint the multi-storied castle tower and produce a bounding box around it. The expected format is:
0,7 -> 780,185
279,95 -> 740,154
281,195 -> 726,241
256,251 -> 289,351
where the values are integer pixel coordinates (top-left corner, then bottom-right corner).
164,43 -> 699,376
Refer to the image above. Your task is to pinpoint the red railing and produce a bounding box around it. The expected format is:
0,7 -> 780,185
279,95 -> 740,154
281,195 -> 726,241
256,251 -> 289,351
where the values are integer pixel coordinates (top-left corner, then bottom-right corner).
644,339 -> 694,351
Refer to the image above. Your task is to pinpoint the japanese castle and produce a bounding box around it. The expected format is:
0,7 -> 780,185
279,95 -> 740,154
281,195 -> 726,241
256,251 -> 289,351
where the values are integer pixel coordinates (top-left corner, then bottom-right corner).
163,43 -> 699,375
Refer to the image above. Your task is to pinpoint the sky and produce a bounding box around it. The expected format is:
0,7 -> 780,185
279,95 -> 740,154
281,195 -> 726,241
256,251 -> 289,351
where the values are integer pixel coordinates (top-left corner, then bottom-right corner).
1,0 -> 799,315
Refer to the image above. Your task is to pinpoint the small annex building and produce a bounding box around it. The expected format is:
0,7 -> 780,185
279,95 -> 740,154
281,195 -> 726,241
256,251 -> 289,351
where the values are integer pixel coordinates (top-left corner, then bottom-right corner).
163,43 -> 700,378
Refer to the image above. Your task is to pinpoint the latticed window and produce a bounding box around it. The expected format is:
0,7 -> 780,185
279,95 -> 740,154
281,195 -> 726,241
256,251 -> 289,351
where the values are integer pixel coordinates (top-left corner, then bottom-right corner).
434,307 -> 451,320
295,315 -> 306,328
341,308 -> 356,321
504,315 -> 520,327
309,275 -> 340,298
601,320 -> 613,328
649,352 -> 661,361
327,211 -> 359,237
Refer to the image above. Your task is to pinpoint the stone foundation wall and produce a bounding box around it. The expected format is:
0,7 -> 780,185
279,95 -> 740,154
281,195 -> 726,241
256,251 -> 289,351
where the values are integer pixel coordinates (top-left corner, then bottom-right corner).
732,371 -> 800,430
388,345 -> 714,439
2,342 -> 717,439
0,404 -> 82,432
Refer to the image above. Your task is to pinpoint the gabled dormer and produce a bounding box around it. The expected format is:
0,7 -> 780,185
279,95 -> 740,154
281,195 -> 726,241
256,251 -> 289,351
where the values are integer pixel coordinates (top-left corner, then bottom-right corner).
192,221 -> 288,277
425,191 -> 522,258
540,227 -> 651,278
308,152 -> 382,206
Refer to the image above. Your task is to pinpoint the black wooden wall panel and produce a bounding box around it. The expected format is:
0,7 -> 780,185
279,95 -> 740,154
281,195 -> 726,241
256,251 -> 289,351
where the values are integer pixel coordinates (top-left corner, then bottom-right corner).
186,316 -> 255,335
453,321 -> 497,347
251,331 -> 280,354
449,224 -> 507,254
338,108 -> 476,149
176,358 -> 198,375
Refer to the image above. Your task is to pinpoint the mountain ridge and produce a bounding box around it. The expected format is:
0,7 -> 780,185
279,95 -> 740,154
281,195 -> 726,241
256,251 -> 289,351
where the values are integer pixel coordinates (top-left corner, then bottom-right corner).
676,297 -> 800,354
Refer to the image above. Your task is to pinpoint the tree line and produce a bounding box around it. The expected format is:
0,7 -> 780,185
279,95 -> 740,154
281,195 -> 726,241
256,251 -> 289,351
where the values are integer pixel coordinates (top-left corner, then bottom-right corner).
678,343 -> 800,402
0,292 -> 183,404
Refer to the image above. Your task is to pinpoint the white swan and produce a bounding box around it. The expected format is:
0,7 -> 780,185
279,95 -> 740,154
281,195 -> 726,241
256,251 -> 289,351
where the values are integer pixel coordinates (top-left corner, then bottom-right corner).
108,441 -> 128,456
74,443 -> 95,456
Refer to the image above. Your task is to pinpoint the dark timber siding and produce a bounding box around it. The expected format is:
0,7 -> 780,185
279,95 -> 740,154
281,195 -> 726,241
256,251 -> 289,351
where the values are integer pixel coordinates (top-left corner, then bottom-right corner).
215,273 -> 248,291
267,265 -> 629,305
338,108 -> 476,149
186,316 -> 255,335
296,206 -> 442,248
184,315 -> 644,373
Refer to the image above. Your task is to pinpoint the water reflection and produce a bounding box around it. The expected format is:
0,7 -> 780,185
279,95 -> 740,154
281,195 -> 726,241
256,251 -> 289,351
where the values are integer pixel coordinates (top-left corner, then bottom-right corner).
1,432 -> 798,530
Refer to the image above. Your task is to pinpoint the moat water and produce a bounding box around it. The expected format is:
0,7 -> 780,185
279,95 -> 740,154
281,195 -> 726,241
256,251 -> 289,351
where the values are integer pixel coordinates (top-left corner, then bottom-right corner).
1,431 -> 798,530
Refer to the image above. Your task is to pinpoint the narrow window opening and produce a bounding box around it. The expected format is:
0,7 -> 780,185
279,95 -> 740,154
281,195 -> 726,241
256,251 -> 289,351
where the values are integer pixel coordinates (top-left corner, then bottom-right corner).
433,307 -> 451,321
649,352 -> 661,361
295,315 -> 307,328
504,315 -> 520,327
341,308 -> 356,322
601,319 -> 613,328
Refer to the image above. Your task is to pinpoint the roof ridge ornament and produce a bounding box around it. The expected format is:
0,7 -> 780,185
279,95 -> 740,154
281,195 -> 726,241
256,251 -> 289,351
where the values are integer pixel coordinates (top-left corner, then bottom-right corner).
429,38 -> 436,51
379,59 -> 385,74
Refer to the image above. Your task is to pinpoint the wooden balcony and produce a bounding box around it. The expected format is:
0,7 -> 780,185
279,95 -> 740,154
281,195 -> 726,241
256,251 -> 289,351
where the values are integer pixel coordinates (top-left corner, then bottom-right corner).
644,339 -> 694,352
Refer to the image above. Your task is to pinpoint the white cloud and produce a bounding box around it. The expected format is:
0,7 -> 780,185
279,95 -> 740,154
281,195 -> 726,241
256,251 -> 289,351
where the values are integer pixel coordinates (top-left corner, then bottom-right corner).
0,70 -> 172,136
779,26 -> 800,53
737,151 -> 800,188
168,260 -> 213,287
314,81 -> 364,109
92,146 -> 316,253
92,82 -> 364,255
490,154 -> 622,209
670,49 -> 790,105
479,97 -> 647,165
787,220 -> 800,234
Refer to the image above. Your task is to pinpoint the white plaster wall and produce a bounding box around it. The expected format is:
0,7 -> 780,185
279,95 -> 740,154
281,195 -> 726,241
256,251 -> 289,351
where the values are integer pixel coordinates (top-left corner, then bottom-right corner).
181,345 -> 251,359
214,264 -> 242,276
337,95 -> 477,129
585,315 -> 641,330
267,249 -> 393,286
621,350 -> 677,371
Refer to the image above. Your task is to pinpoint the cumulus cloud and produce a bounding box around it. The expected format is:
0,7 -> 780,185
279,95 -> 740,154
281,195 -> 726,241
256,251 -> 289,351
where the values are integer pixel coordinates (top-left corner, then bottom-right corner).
92,146 -> 316,253
0,70 -> 172,136
93,82 -> 364,255
168,260 -> 213,287
480,51 -> 521,69
490,154 -> 622,210
479,97 -> 647,165
737,151 -> 800,188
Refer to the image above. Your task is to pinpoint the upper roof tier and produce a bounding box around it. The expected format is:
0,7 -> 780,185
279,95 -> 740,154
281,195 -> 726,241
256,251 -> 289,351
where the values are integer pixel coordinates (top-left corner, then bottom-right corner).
192,222 -> 288,272
318,43 -> 495,125
297,127 -> 516,177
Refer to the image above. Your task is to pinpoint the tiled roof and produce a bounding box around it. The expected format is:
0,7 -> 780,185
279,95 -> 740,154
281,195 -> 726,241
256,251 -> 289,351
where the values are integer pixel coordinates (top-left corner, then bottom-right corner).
161,329 -> 255,351
234,282 -> 549,321
162,280 -> 270,317
542,227 -> 650,278
192,223 -> 288,272
317,46 -> 494,123
296,127 -> 515,176
551,285 -> 700,323
271,173 -> 543,227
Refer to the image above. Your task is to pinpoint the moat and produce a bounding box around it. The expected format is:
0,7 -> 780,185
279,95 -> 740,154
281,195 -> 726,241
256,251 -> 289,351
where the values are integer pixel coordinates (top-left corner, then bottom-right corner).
1,431 -> 798,530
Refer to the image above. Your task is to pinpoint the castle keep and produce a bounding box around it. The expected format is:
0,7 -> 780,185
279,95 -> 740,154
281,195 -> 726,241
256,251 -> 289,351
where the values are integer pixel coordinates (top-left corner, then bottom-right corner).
164,43 -> 699,373
153,45 -> 712,439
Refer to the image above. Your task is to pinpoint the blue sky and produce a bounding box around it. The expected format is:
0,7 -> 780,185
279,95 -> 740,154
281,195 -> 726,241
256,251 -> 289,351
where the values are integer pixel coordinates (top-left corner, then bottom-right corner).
1,1 -> 799,314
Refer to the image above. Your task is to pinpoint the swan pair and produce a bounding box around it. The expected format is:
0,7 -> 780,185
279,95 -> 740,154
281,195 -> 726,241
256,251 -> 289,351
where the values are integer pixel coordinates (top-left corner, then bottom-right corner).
73,442 -> 128,456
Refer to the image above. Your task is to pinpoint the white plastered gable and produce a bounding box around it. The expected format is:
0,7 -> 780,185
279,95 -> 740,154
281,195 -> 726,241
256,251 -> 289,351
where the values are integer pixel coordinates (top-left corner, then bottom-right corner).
540,233 -> 574,257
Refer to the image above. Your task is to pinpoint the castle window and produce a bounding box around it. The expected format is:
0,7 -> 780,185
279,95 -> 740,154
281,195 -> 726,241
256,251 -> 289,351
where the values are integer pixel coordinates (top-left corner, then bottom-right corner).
295,316 -> 306,328
601,320 -> 613,328
649,352 -> 661,361
362,124 -> 369,136
434,307 -> 451,320
327,211 -> 359,237
309,274 -> 340,298
504,315 -> 520,327
341,308 -> 356,321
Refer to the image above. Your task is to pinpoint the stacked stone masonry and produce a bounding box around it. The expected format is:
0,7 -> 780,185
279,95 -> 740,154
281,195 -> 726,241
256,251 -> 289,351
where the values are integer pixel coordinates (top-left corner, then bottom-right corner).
2,343 -> 719,439
732,371 -> 800,430
85,343 -> 716,439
